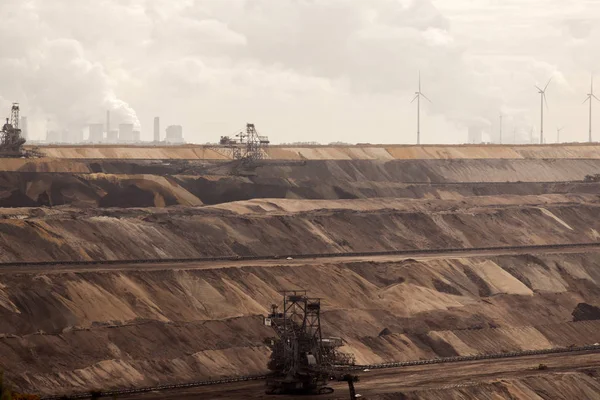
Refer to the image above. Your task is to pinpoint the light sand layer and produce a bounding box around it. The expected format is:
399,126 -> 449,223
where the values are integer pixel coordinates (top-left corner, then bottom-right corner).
32,143 -> 600,160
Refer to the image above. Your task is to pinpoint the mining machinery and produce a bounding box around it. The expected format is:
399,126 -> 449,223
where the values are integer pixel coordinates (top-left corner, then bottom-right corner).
0,103 -> 26,157
211,123 -> 270,163
263,291 -> 358,397
0,103 -> 40,158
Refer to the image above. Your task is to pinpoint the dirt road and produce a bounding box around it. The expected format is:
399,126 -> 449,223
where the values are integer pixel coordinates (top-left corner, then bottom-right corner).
3,243 -> 599,275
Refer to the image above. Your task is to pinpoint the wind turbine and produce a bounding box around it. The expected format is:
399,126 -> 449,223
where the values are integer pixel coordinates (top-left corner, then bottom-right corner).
529,126 -> 534,144
584,75 -> 599,143
556,126 -> 564,143
411,72 -> 431,145
499,114 -> 503,144
535,78 -> 552,144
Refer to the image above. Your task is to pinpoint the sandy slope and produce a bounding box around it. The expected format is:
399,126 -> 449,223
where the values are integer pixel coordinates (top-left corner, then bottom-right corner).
3,250 -> 600,394
0,195 -> 598,262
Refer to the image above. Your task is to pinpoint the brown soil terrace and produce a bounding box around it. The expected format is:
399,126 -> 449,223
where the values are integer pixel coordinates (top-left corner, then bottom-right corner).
2,144 -> 600,399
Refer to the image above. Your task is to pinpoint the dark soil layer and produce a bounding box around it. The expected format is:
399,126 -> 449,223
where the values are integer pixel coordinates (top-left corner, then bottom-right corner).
573,303 -> 600,322
2,158 -> 600,207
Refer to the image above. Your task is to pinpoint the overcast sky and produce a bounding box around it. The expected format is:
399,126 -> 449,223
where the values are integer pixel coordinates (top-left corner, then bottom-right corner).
1,0 -> 599,144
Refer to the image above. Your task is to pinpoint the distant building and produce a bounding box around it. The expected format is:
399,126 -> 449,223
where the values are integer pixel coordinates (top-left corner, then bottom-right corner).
133,130 -> 141,142
119,123 -> 134,142
89,123 -> 104,143
165,125 -> 184,144
20,116 -> 28,140
154,117 -> 160,142
46,130 -> 61,143
64,129 -> 83,143
107,129 -> 119,143
468,126 -> 483,144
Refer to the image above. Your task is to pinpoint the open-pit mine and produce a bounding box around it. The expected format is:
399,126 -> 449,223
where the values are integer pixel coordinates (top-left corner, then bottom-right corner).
3,143 -> 600,399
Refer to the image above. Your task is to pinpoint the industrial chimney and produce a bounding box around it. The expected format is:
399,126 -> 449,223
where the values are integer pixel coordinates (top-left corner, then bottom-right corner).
154,117 -> 160,142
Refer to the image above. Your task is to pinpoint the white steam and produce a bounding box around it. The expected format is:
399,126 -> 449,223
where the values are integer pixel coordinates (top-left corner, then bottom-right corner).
0,2 -> 140,138
27,39 -> 140,132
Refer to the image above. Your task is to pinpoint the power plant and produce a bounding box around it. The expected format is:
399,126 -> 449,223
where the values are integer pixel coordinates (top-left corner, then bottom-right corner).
40,111 -> 189,145
88,123 -> 104,143
119,123 -> 134,142
165,125 -> 184,143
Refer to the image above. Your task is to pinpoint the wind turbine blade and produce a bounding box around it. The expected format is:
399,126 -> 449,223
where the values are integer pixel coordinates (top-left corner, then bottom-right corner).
593,94 -> 600,101
544,77 -> 552,91
544,93 -> 549,109
411,94 -> 419,104
584,96 -> 591,104
535,85 -> 543,92
421,93 -> 432,103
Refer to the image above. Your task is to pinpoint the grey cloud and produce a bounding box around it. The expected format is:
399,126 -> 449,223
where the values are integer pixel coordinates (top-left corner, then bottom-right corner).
2,0 -> 599,143
0,1 -> 141,131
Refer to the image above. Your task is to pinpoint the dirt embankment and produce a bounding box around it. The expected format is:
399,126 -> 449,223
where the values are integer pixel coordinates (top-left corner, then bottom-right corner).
1,159 -> 600,207
3,251 -> 600,395
0,195 -> 597,262
31,143 -> 600,160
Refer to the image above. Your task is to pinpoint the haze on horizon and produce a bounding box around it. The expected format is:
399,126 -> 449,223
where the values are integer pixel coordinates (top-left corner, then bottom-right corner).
0,0 -> 599,145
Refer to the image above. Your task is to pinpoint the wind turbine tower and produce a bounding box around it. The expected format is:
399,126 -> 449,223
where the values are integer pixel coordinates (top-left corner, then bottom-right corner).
411,72 -> 431,145
499,114 -> 503,144
535,78 -> 551,144
584,75 -> 599,143
530,126 -> 534,144
556,126 -> 564,143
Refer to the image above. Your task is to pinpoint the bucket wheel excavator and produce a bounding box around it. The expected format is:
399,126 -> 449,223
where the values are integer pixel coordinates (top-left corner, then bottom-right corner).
263,291 -> 359,398
0,103 -> 41,158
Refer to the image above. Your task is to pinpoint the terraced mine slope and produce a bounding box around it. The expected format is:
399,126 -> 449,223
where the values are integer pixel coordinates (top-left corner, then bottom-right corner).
3,158 -> 600,207
0,195 -> 598,262
2,144 -> 600,398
